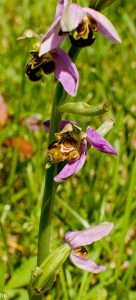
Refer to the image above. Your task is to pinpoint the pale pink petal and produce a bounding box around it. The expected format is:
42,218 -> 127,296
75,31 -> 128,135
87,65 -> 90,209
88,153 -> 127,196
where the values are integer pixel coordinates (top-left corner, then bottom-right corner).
54,141 -> 87,182
64,222 -> 114,248
87,127 -> 118,155
55,0 -> 69,18
39,18 -> 65,55
39,0 -> 70,55
84,8 -> 121,43
60,4 -> 84,32
70,251 -> 105,273
53,48 -> 79,96
42,16 -> 61,41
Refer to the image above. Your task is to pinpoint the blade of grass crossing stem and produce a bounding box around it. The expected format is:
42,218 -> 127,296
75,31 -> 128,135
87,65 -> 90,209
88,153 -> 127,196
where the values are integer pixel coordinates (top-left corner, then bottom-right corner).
77,272 -> 90,300
57,196 -> 90,229
123,249 -> 136,290
114,155 -> 136,280
59,266 -> 69,300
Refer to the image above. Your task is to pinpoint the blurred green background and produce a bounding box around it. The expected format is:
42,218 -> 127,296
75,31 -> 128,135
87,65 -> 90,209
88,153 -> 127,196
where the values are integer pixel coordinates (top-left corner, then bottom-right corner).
0,0 -> 136,299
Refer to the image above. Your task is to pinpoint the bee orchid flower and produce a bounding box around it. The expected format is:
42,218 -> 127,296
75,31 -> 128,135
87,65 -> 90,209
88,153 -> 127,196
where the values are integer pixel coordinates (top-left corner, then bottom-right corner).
32,222 -> 114,293
39,0 -> 121,55
64,222 -> 114,273
26,47 -> 79,96
44,120 -> 118,182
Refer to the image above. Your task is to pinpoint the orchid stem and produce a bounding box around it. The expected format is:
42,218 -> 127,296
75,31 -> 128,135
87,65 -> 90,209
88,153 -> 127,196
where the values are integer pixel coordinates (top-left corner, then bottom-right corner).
37,86 -> 62,266
37,46 -> 80,266
29,46 -> 80,300
29,46 -> 79,300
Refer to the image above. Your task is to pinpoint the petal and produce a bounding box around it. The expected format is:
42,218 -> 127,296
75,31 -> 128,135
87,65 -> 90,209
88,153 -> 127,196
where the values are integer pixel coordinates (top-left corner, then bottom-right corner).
64,222 -> 114,248
43,120 -> 77,132
54,141 -> 87,182
87,127 -> 118,155
70,251 -> 105,273
41,16 -> 60,41
60,4 -> 84,32
39,0 -> 70,55
39,18 -> 65,55
53,48 -> 79,96
84,8 -> 121,43
55,0 -> 69,18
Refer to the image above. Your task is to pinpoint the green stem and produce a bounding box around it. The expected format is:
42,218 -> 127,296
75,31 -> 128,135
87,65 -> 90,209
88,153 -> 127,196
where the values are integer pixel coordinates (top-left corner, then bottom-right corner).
37,46 -> 80,266
29,46 -> 80,300
37,86 -> 63,266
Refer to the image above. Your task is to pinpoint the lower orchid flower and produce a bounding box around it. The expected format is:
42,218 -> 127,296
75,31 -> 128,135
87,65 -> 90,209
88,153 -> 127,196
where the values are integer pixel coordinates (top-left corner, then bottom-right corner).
64,222 -> 114,273
32,222 -> 114,293
44,120 -> 118,182
25,47 -> 78,96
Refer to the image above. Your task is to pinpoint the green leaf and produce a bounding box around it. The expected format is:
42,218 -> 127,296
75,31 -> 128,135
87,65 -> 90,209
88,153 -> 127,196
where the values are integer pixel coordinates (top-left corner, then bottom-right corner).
95,0 -> 118,11
7,288 -> 29,300
88,287 -> 108,300
0,257 -> 6,289
33,244 -> 70,292
130,291 -> 136,300
6,256 -> 36,289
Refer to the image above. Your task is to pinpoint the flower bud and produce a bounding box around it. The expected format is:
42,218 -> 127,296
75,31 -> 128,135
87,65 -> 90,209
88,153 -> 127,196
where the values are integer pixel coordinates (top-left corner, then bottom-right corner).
58,102 -> 109,116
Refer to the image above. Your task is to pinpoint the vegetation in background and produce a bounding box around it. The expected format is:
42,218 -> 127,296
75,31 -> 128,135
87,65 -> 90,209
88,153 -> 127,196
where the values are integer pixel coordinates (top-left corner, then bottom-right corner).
0,0 -> 136,299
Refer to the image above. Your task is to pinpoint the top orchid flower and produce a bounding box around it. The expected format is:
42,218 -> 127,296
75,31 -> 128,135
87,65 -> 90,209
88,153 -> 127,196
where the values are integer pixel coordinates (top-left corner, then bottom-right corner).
39,0 -> 121,56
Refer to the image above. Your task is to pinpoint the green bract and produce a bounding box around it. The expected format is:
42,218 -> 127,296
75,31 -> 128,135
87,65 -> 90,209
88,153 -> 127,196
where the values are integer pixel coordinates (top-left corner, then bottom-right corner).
30,244 -> 70,296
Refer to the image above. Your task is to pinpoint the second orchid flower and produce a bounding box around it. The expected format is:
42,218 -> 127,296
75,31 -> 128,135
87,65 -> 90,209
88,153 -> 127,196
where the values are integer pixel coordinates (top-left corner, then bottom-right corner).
44,121 -> 118,182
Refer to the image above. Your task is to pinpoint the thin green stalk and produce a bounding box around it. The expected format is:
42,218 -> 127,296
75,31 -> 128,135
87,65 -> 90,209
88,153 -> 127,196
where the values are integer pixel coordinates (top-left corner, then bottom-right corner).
29,46 -> 80,300
37,87 -> 63,266
37,46 -> 80,266
57,196 -> 90,229
29,84 -> 64,300
59,266 -> 69,300
77,272 -> 89,300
